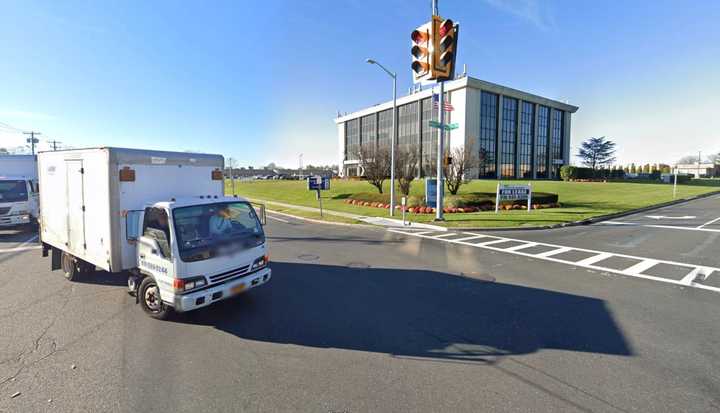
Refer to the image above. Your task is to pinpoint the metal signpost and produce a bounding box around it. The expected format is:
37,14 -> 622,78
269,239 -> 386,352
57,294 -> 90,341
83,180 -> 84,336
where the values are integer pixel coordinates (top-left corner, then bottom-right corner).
495,183 -> 533,213
307,176 -> 330,217
401,196 -> 408,226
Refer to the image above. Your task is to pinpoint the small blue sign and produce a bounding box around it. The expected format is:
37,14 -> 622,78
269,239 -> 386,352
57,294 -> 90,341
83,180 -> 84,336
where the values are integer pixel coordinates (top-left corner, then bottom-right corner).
307,176 -> 330,191
424,178 -> 443,207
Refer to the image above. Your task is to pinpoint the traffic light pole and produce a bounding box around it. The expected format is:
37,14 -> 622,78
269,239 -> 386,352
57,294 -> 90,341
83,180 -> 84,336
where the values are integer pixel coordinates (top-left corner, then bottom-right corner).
435,80 -> 445,221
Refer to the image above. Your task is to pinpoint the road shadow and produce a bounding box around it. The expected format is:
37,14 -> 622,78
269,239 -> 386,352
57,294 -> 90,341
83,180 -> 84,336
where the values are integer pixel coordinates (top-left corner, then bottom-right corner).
74,269 -> 128,287
0,228 -> 37,244
177,261 -> 633,362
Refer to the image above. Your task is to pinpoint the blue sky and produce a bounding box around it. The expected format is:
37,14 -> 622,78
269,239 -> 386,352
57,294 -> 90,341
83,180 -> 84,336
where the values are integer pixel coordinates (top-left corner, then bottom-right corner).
1,0 -> 718,167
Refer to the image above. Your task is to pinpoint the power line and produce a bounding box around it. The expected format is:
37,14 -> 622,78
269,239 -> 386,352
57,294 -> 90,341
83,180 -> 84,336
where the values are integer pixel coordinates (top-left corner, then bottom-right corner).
0,121 -> 24,132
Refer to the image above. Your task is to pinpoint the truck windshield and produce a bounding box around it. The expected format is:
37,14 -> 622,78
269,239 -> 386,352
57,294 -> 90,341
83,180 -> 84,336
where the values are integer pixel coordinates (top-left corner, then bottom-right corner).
0,180 -> 28,202
172,201 -> 264,262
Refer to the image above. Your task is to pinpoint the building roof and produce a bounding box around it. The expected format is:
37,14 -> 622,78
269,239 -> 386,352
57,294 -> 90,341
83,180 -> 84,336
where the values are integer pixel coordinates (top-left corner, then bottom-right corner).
334,75 -> 579,124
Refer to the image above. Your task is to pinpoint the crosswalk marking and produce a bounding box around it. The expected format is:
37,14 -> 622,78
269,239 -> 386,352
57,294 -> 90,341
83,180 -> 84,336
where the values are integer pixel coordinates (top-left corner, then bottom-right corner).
389,229 -> 720,294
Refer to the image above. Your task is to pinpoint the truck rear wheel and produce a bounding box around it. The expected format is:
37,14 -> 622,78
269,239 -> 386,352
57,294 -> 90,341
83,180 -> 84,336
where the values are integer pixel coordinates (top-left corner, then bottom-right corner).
61,252 -> 81,281
139,277 -> 172,320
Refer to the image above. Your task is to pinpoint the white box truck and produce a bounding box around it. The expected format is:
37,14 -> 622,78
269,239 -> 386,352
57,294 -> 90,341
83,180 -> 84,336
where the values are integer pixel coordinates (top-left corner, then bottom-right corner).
38,147 -> 271,319
0,154 -> 39,229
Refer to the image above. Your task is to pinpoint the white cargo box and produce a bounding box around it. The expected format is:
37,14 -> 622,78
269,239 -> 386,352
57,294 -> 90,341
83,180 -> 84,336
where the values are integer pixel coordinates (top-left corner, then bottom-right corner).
0,155 -> 37,179
38,147 -> 224,272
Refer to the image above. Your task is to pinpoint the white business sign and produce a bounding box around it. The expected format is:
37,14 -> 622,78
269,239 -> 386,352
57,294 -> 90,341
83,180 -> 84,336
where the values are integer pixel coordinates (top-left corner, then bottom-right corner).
495,183 -> 532,213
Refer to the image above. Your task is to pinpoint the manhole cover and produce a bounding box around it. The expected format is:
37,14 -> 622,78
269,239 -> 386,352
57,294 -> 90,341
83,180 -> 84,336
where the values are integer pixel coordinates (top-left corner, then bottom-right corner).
298,254 -> 320,261
346,262 -> 370,269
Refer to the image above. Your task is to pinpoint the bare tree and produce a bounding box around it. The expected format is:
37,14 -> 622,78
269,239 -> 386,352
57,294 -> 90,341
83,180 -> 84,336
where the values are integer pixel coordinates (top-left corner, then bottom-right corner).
358,146 -> 391,193
443,146 -> 476,195
395,146 -> 419,196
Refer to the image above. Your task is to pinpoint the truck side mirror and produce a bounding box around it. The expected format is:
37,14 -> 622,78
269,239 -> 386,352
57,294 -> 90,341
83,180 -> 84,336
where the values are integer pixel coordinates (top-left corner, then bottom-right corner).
126,210 -> 143,241
253,203 -> 267,226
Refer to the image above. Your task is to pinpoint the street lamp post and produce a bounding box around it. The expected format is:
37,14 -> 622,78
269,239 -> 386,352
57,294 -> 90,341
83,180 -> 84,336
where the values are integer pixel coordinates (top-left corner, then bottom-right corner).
366,58 -> 397,216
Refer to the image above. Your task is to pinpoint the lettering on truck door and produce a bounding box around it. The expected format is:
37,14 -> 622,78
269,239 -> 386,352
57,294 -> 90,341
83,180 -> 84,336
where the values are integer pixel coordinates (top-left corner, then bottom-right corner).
65,160 -> 87,250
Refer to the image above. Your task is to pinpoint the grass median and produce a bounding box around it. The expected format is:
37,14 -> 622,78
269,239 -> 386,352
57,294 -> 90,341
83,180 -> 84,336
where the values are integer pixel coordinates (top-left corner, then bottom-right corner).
229,179 -> 720,228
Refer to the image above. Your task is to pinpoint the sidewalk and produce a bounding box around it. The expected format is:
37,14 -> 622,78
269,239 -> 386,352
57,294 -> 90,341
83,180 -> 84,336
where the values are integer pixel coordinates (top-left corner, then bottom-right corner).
248,198 -> 446,231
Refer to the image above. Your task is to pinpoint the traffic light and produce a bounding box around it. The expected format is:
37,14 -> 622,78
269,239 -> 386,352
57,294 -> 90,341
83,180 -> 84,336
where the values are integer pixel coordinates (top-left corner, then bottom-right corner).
431,16 -> 458,81
410,22 -> 432,82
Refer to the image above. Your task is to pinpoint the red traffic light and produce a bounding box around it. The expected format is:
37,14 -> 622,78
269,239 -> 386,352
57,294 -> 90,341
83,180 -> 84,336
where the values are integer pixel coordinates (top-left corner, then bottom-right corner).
411,29 -> 429,44
439,19 -> 454,37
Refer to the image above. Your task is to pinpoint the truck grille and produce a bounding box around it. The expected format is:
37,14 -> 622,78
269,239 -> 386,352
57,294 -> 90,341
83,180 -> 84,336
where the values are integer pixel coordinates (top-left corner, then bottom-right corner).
0,207 -> 10,216
209,265 -> 250,284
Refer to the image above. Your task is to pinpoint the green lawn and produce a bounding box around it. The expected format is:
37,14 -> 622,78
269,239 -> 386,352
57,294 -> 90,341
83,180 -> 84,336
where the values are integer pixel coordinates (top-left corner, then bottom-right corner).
228,179 -> 720,228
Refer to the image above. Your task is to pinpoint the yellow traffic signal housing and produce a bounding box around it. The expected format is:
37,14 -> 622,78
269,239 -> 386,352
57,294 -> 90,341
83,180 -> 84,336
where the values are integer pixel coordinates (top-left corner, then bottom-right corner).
410,21 -> 432,82
431,15 -> 458,81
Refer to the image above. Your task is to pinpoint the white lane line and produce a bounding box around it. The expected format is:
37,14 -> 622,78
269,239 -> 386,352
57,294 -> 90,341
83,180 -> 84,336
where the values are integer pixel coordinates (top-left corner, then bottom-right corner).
680,267 -> 705,285
389,229 -> 720,294
267,215 -> 290,223
536,247 -> 572,258
575,252 -> 614,266
599,222 -> 720,233
698,216 -> 720,229
623,259 -> 659,275
0,235 -> 39,254
506,242 -> 538,252
433,232 -> 460,239
474,239 -> 511,247
452,235 -> 488,243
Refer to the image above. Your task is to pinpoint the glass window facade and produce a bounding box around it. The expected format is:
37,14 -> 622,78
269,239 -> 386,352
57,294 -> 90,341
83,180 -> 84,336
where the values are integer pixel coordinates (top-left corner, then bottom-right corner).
345,118 -> 360,161
479,91 -> 498,178
421,97 -> 438,176
536,106 -> 549,178
551,109 -> 564,179
519,101 -> 534,178
397,102 -> 419,154
360,114 -> 377,152
500,97 -> 518,178
377,109 -> 393,150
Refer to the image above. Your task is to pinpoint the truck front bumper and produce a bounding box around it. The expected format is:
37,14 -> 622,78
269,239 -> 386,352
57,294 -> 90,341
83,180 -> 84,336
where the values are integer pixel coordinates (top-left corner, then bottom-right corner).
171,267 -> 271,312
0,214 -> 30,227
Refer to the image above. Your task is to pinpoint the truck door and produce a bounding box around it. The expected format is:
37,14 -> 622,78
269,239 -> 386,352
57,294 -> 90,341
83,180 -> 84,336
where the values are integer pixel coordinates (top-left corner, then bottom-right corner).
138,208 -> 174,294
65,160 -> 86,250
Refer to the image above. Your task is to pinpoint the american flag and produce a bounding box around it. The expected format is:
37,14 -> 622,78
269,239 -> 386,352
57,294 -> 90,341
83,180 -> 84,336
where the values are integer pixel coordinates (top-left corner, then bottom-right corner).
432,93 -> 454,112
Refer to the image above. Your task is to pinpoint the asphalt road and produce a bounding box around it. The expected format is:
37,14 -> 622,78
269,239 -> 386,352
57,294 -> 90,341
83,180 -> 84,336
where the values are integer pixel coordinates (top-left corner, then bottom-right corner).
1,195 -> 719,412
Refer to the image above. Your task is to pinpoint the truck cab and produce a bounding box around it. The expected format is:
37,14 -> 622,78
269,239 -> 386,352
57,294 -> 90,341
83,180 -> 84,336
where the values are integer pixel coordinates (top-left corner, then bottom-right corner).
126,195 -> 271,319
0,175 -> 39,229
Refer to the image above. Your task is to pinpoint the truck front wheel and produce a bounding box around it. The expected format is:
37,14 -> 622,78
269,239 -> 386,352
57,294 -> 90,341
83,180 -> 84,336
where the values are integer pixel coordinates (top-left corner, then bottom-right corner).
139,277 -> 172,320
61,252 -> 81,281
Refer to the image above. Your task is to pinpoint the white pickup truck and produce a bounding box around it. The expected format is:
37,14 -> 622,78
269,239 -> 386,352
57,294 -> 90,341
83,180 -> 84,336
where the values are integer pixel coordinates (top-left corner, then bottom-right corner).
0,155 -> 39,229
38,147 -> 271,319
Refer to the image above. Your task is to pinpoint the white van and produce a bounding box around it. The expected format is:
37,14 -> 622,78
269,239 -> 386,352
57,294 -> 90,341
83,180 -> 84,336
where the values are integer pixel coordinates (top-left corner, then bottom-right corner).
0,155 -> 39,229
38,147 -> 270,319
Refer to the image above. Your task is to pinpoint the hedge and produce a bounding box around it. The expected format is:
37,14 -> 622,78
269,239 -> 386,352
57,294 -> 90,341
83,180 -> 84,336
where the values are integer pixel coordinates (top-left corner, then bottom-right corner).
560,166 -> 626,181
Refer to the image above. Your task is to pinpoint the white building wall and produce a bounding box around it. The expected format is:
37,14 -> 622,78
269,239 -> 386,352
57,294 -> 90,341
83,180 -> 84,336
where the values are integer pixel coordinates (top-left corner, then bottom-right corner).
337,122 -> 345,177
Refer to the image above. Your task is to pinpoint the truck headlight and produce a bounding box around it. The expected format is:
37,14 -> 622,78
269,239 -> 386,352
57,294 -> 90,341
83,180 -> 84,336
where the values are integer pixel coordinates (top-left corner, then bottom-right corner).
251,254 -> 269,270
173,276 -> 207,292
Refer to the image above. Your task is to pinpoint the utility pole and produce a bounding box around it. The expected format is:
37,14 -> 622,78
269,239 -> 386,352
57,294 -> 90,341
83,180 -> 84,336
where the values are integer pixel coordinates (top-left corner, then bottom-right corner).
23,131 -> 41,155
48,139 -> 62,151
299,153 -> 303,177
